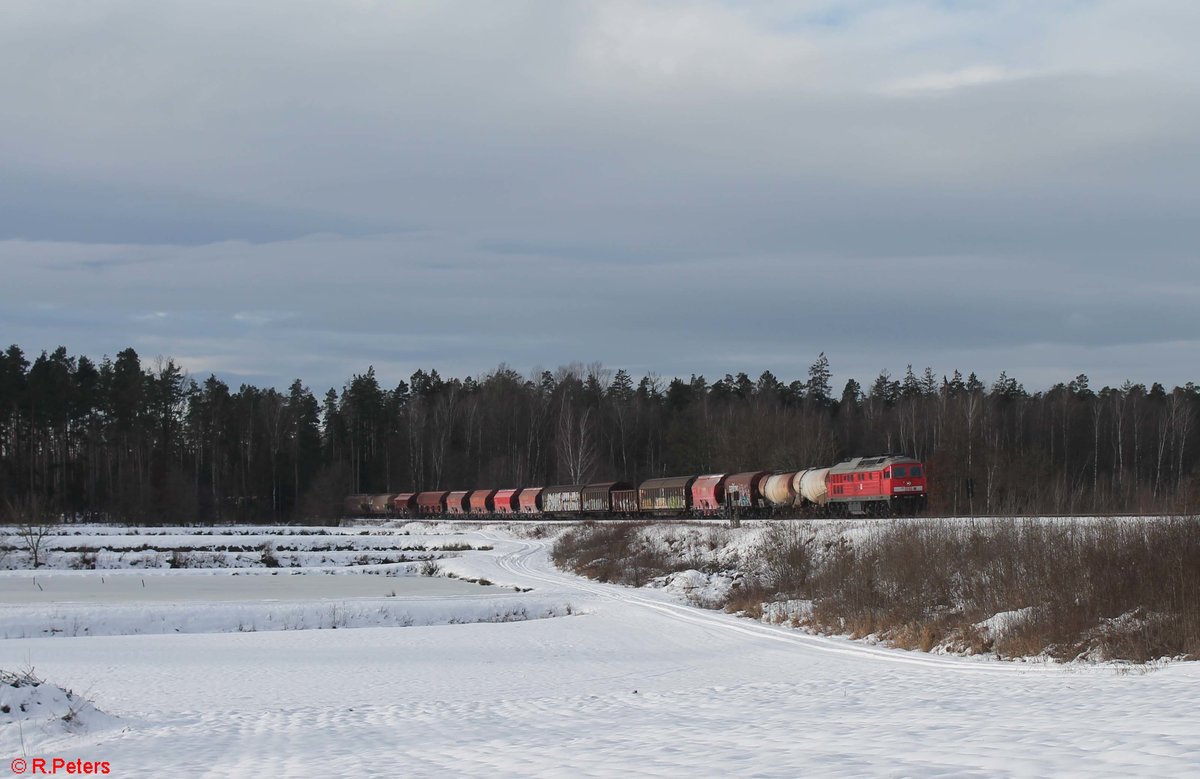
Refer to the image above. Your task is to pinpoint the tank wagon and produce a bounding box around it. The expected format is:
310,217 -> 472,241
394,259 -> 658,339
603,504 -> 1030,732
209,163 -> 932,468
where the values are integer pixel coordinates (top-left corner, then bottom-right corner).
344,454 -> 926,520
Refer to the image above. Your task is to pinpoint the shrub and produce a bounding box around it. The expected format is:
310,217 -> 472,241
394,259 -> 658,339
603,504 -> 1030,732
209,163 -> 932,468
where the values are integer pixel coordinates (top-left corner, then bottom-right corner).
552,522 -> 677,586
260,544 -> 281,568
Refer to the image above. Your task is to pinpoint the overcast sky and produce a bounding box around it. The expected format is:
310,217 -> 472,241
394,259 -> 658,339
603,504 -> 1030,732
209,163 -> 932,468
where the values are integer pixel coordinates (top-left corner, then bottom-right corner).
3,1 -> 1198,395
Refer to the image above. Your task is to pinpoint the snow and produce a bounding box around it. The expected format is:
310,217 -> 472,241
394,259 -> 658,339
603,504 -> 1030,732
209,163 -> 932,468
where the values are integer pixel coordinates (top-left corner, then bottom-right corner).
0,522 -> 1196,777
650,568 -> 736,607
0,669 -> 121,757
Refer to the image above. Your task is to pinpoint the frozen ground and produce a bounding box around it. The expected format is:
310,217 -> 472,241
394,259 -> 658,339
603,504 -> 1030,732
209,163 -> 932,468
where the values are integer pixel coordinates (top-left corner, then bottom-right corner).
1,522 -> 1196,777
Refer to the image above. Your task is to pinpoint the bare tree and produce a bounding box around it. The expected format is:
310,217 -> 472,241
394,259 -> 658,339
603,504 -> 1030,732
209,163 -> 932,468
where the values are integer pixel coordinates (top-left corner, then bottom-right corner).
5,496 -> 55,569
557,396 -> 597,485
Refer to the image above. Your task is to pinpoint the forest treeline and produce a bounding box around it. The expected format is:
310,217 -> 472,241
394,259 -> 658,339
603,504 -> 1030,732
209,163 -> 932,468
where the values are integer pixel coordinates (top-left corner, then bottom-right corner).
0,344 -> 1197,523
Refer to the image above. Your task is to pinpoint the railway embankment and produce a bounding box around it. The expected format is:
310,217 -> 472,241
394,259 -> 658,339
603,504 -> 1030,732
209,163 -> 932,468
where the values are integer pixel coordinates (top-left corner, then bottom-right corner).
551,517 -> 1200,663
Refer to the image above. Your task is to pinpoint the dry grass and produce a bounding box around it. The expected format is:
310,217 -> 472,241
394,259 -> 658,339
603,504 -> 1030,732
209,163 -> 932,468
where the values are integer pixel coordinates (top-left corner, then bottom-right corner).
553,516 -> 1200,663
552,522 -> 679,586
798,518 -> 1200,661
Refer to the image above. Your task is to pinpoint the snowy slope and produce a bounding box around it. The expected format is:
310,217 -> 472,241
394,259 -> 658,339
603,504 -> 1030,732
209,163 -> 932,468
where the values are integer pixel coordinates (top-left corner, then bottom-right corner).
0,525 -> 1195,777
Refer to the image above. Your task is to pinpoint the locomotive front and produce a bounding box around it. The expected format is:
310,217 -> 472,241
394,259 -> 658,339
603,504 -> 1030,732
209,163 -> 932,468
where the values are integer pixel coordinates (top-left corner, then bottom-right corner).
826,455 -> 927,516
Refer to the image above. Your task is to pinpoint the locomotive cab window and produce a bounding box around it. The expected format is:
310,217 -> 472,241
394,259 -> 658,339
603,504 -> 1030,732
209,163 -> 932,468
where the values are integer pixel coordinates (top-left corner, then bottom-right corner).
911,467 -> 922,477
893,466 -> 907,478
883,470 -> 891,478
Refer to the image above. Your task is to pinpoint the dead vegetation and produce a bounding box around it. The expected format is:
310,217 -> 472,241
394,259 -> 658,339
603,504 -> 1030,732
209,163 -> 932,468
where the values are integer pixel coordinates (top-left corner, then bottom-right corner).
553,522 -> 683,586
790,518 -> 1200,662
554,517 -> 1200,663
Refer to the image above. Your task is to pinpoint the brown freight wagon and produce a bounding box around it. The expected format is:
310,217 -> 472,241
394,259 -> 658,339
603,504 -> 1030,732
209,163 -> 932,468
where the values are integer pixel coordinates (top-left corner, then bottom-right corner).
691,474 -> 728,515
581,482 -> 634,514
446,490 -> 470,515
468,489 -> 497,516
543,484 -> 585,514
416,491 -> 449,515
725,471 -> 770,510
518,487 -> 543,514
612,488 -> 639,515
493,488 -> 521,514
638,475 -> 697,514
369,494 -> 398,516
344,494 -> 372,517
392,493 -> 418,516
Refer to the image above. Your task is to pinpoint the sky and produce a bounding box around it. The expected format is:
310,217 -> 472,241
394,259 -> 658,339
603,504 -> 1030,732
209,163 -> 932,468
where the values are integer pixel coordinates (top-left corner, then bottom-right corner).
2,1 -> 1198,395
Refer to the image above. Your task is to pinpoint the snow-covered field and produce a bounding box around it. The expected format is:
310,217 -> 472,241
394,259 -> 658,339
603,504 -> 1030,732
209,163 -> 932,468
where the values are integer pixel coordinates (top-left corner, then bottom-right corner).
1,522 -> 1197,777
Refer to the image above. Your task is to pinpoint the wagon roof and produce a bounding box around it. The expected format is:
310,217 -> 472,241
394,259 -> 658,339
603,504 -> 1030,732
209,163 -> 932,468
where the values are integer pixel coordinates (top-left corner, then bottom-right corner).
639,475 -> 697,490
582,481 -> 634,493
724,470 -> 769,485
543,484 -> 587,495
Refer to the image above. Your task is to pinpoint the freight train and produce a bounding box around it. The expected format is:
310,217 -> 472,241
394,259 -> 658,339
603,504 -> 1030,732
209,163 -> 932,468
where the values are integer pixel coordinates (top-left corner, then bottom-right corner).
344,454 -> 927,520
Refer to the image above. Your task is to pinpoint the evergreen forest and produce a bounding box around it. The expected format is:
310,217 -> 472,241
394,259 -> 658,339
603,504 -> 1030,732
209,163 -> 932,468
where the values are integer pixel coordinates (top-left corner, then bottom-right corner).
1,345 -> 1196,523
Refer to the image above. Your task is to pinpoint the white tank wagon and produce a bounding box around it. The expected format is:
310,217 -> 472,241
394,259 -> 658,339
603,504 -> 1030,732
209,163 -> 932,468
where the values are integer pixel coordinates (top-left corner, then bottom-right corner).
761,472 -> 798,507
793,467 -> 831,507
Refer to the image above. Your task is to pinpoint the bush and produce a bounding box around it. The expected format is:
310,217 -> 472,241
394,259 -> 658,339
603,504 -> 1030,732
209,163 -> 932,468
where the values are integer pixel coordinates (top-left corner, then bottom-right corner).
804,518 -> 1200,662
552,522 -> 677,586
758,522 -> 815,592
260,544 -> 281,568
551,516 -> 1200,662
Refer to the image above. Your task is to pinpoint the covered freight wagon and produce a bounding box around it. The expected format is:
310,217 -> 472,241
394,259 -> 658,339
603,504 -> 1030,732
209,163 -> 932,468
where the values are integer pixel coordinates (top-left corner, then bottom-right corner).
691,474 -> 727,515
581,482 -> 634,514
468,489 -> 497,516
368,494 -> 398,515
446,490 -> 471,515
344,494 -> 372,517
518,487 -> 543,514
638,475 -> 696,514
493,488 -> 521,514
542,485 -> 586,514
391,493 -> 418,516
724,471 -> 769,510
612,487 -> 639,515
416,491 -> 449,515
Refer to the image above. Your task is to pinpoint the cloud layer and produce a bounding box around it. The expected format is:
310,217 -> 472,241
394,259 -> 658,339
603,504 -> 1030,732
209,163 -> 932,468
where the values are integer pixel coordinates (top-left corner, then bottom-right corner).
2,1 -> 1198,392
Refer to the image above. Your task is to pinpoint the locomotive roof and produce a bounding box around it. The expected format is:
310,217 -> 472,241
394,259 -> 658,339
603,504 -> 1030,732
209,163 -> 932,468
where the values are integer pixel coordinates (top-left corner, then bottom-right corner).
829,454 -> 921,473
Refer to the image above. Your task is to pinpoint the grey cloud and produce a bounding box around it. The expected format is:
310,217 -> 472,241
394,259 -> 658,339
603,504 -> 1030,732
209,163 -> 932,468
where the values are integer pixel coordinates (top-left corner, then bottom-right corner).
1,1 -> 1197,392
